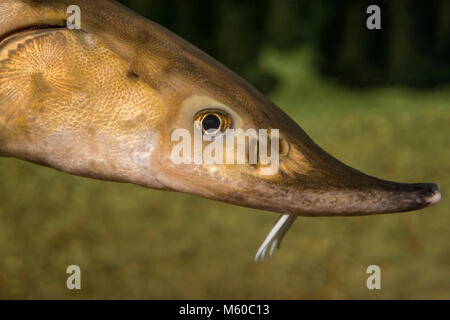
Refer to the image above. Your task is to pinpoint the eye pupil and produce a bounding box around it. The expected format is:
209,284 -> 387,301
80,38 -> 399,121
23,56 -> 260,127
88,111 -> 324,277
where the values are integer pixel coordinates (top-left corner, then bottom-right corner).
194,109 -> 231,134
202,114 -> 221,132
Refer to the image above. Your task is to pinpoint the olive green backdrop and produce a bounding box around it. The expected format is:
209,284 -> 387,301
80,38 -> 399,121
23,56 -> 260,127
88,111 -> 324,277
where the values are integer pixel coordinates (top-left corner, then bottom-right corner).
123,0 -> 450,91
0,1 -> 448,299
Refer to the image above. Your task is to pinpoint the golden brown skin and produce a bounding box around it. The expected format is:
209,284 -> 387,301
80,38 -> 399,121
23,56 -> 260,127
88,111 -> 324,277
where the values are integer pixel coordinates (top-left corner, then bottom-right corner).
0,0 -> 441,217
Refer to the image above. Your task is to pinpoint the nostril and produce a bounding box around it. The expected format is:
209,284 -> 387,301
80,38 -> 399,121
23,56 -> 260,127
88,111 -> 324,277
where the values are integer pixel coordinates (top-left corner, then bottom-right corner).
279,137 -> 289,156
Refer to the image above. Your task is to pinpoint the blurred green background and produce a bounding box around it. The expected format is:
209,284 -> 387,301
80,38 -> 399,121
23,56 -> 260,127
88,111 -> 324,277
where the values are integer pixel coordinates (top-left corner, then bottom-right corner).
0,0 -> 449,299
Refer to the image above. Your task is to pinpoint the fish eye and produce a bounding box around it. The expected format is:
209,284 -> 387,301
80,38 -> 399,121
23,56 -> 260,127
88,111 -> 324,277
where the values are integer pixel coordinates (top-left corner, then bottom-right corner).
194,110 -> 231,135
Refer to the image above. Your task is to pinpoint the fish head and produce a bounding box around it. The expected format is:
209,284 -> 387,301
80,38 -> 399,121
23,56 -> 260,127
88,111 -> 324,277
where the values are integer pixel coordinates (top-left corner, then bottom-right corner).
152,69 -> 441,216
0,0 -> 441,216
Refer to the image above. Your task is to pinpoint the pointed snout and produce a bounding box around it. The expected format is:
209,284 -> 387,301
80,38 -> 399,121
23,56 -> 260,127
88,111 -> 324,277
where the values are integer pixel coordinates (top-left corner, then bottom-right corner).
389,182 -> 441,209
285,180 -> 441,217
278,142 -> 443,216
256,122 -> 442,217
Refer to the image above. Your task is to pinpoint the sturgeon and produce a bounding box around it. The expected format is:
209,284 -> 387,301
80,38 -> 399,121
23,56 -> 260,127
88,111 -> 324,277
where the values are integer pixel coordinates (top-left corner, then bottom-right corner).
0,0 -> 441,261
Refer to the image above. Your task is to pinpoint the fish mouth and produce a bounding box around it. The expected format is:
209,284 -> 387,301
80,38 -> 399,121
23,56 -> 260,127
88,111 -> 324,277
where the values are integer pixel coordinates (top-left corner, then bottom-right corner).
0,24 -> 66,47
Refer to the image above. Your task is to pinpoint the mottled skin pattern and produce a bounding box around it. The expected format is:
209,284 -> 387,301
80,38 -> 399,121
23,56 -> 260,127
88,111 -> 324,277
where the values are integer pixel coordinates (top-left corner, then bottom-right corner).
0,0 -> 441,218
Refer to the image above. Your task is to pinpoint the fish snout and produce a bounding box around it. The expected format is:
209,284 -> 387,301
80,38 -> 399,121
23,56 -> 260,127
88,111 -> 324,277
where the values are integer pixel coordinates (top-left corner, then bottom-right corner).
284,179 -> 442,217
264,125 -> 442,216
361,180 -> 442,214
424,183 -> 442,206
387,182 -> 441,210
